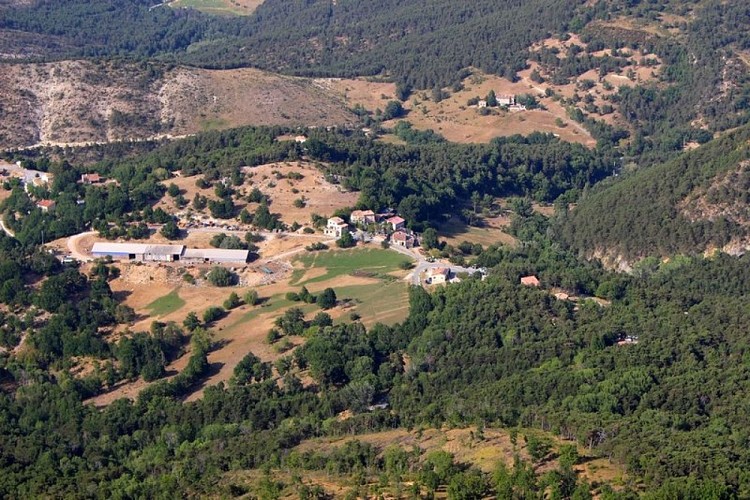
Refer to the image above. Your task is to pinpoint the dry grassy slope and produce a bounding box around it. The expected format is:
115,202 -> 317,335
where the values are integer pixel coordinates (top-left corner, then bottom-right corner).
0,60 -> 356,149
224,427 -> 628,497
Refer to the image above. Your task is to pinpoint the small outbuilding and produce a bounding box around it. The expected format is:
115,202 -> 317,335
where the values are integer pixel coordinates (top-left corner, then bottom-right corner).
520,275 -> 540,287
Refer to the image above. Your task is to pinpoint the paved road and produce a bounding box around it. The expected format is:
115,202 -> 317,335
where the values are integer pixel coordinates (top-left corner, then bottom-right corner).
67,231 -> 97,262
0,219 -> 15,238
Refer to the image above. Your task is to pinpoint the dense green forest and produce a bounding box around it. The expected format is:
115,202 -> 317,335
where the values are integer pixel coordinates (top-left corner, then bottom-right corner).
4,125 -> 617,246
558,125 -> 750,261
1,196 -> 749,495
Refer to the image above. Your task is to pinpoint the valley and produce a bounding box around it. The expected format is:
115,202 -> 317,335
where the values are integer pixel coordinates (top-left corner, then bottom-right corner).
0,0 -> 750,498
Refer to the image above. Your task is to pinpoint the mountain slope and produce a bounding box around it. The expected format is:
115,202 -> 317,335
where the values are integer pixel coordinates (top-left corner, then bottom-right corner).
0,60 -> 354,149
558,126 -> 750,265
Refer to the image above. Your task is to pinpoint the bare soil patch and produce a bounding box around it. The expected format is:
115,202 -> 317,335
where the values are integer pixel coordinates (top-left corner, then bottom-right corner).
243,160 -> 359,226
329,72 -> 596,146
0,61 -> 355,149
438,216 -> 516,248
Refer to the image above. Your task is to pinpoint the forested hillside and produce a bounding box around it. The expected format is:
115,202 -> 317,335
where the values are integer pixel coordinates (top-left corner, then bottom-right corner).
558,125 -> 750,263
2,0 -> 748,160
2,0 -> 750,497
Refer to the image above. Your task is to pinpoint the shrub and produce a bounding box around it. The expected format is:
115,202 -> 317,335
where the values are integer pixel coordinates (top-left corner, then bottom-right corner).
223,292 -> 241,310
336,231 -> 356,248
207,266 -> 236,287
306,242 -> 328,251
202,306 -> 225,324
266,328 -> 281,344
160,220 -> 180,240
244,290 -> 259,306
318,288 -> 337,309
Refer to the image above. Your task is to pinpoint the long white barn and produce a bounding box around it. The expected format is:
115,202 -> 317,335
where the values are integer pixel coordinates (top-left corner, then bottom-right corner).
91,242 -> 249,264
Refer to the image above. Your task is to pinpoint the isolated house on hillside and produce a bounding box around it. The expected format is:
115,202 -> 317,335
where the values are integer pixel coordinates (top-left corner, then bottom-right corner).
386,216 -> 405,231
350,210 -> 376,225
36,200 -> 56,212
80,173 -> 103,184
520,275 -> 540,287
428,267 -> 450,284
498,94 -> 516,106
324,217 -> 349,238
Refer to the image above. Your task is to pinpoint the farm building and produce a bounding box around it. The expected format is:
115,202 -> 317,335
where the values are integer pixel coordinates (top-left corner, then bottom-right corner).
498,94 -> 516,106
91,242 -> 185,262
182,248 -> 250,264
91,243 -> 249,264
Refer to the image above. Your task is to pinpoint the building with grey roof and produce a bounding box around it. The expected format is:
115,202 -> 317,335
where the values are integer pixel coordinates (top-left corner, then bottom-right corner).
90,242 -> 248,264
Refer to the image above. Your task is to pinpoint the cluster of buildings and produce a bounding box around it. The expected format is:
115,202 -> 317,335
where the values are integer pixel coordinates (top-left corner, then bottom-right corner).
0,160 -> 57,210
324,211 -> 417,248
476,94 -> 527,111
91,242 -> 250,264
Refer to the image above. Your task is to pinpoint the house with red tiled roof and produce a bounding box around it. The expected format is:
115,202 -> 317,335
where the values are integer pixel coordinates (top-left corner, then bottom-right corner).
386,216 -> 405,231
80,173 -> 103,184
36,199 -> 56,212
520,275 -> 540,287
391,230 -> 416,249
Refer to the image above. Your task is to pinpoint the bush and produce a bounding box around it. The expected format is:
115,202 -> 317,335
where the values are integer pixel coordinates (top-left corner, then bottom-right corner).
207,266 -> 236,287
311,312 -> 333,327
286,292 -> 301,302
202,306 -> 225,324
244,290 -> 259,306
160,220 -> 180,240
182,272 -> 195,284
183,311 -> 201,331
223,292 -> 241,310
336,231 -> 356,248
306,242 -> 328,251
266,328 -> 281,344
318,288 -> 337,309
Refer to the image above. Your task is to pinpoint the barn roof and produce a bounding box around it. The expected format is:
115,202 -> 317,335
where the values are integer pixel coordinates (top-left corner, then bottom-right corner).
183,248 -> 249,261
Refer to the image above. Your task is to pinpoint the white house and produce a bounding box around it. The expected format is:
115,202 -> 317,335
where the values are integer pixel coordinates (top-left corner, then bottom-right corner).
427,267 -> 450,284
498,94 -> 516,106
324,217 -> 349,238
